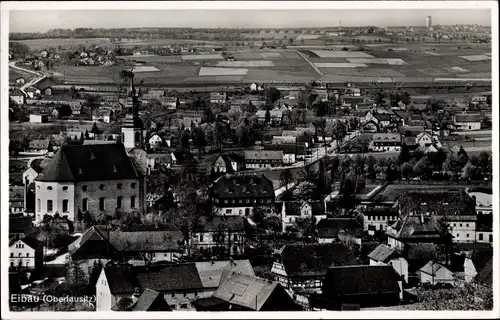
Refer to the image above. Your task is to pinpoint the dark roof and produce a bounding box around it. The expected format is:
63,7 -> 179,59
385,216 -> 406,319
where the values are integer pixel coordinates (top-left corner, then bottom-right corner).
307,201 -> 326,216
35,143 -> 139,182
212,175 -> 275,200
104,265 -> 139,294
30,158 -> 47,173
172,151 -> 194,164
9,216 -> 34,234
470,248 -> 493,273
322,265 -> 401,298
474,259 -> 492,287
263,144 -> 306,155
374,113 -> 392,122
129,289 -> 172,311
406,243 -> 438,261
283,201 -> 302,216
368,244 -> 397,263
454,114 -> 482,123
21,236 -> 43,250
397,190 -> 476,216
388,215 -> 446,241
278,243 -> 359,277
194,216 -> 246,233
317,218 -> 363,239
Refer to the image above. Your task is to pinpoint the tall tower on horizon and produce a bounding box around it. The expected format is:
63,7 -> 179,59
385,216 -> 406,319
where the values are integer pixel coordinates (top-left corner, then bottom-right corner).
426,16 -> 432,29
121,72 -> 144,150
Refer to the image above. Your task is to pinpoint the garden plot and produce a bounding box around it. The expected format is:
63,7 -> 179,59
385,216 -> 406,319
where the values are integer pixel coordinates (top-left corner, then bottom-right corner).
347,58 -> 388,64
261,52 -> 283,58
120,55 -> 182,63
198,67 -> 248,76
417,68 -> 450,76
311,50 -> 375,58
182,54 -> 224,61
130,66 -> 160,72
314,63 -> 367,68
459,55 -> 491,61
216,60 -> 275,67
423,51 -> 441,56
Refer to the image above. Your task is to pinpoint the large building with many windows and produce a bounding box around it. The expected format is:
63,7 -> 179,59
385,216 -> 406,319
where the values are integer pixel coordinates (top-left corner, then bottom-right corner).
34,143 -> 146,223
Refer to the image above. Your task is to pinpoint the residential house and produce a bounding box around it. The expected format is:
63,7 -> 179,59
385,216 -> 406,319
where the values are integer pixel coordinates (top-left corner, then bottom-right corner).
386,215 -> 448,251
271,243 -> 358,291
96,263 -> 205,311
34,143 -> 146,223
69,225 -> 185,276
443,215 -> 477,243
475,214 -> 493,243
210,92 -> 227,104
368,244 -> 409,282
272,135 -> 297,145
194,260 -> 255,296
365,111 -> 392,128
244,150 -> 283,169
362,207 -> 399,232
144,153 -> 172,172
204,271 -> 300,311
24,140 -> 53,156
281,201 -> 327,232
256,109 -> 284,124
112,288 -> 172,311
23,158 -> 46,186
39,49 -> 49,58
25,87 -> 41,99
419,261 -> 454,285
15,77 -> 26,85
453,114 -> 482,131
263,144 -> 306,164
148,133 -> 164,150
316,218 -> 363,246
463,249 -> 493,283
361,120 -> 380,133
190,216 -> 247,256
415,131 -> 434,148
210,175 -> 275,216
396,190 -> 476,217
10,89 -> 26,105
9,186 -> 25,214
29,114 -> 50,124
321,265 -> 403,309
402,137 -> 418,150
212,154 -> 245,174
370,133 -> 402,152
468,190 -> 492,215
92,110 -> 113,123
9,235 -> 43,270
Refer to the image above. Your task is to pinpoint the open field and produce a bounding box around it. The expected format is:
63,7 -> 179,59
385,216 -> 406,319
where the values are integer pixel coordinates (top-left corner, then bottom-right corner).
119,55 -> 182,63
181,54 -> 224,61
12,38 -> 112,51
314,63 -> 368,68
9,68 -> 35,84
216,60 -> 275,67
198,67 -> 248,76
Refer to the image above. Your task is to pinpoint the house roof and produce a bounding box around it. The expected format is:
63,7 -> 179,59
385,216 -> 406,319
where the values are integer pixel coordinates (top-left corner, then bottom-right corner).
263,144 -> 306,155
373,133 -> 401,142
397,190 -> 476,216
406,243 -> 438,261
128,288 -> 172,311
135,264 -> 204,292
10,89 -> 25,97
474,259 -> 492,287
454,114 -> 482,123
323,265 -> 401,297
403,137 -> 417,146
35,143 -> 139,182
470,248 -> 493,274
212,272 -> 280,310
388,215 -> 445,241
29,158 -> 47,173
104,265 -> 139,294
244,150 -> 283,161
9,216 -> 34,235
171,151 -> 194,164
278,243 -> 359,277
283,201 -> 302,216
374,113 -> 392,122
306,201 -> 326,216
28,139 -> 51,150
317,218 -> 363,239
368,244 -> 397,263
212,175 -> 275,200
419,260 -> 449,276
107,230 -> 184,252
195,260 -> 255,288
194,216 -> 246,233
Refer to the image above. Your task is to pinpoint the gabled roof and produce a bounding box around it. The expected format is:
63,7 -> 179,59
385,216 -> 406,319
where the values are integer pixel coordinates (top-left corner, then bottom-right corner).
388,216 -> 445,241
212,272 -> 281,311
278,243 -> 359,277
135,264 -> 204,292
263,144 -> 306,155
322,265 -> 401,297
474,259 -> 492,287
35,143 -> 139,182
367,244 -> 397,263
317,218 -> 363,239
103,265 -> 139,294
454,113 -> 482,123
128,288 -> 172,311
195,260 -> 255,288
419,260 -> 450,276
212,175 -> 275,200
244,150 -> 283,161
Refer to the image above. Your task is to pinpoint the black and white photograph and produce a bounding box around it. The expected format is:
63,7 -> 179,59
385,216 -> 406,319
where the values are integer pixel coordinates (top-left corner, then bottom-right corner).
1,1 -> 498,318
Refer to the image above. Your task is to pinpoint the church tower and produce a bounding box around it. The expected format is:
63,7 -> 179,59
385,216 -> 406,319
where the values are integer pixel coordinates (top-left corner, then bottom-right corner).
121,72 -> 144,150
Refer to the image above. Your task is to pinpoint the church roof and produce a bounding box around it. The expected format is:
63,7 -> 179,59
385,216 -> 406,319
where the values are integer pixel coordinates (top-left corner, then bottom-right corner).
35,143 -> 139,182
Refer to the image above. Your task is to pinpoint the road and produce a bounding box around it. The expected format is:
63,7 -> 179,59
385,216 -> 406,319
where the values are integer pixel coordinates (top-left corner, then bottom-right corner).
292,49 -> 324,77
9,61 -> 47,94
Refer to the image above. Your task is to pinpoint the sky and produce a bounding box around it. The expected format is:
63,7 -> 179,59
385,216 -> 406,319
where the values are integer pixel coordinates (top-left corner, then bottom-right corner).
9,9 -> 491,33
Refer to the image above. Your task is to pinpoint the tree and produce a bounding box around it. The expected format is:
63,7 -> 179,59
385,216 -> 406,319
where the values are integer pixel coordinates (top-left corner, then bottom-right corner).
280,169 -> 294,191
478,151 -> 491,177
263,87 -> 282,104
84,94 -> 101,118
398,142 -> 411,164
193,127 -> 206,156
293,216 -> 317,238
401,162 -> 414,180
313,101 -> 329,117
461,162 -> 480,180
457,146 -> 469,166
372,90 -> 385,107
91,122 -> 101,135
414,156 -> 431,179
415,283 -> 492,310
58,104 -> 73,119
264,109 -> 271,124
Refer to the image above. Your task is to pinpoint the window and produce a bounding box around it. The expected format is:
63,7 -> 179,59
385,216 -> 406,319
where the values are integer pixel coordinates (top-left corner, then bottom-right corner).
183,292 -> 187,297
26,261 -> 30,267
171,293 -> 175,297
460,224 -> 463,227
10,262 -> 14,267
37,199 -> 41,212
164,253 -> 167,257
18,253 -> 21,257
466,234 -> 469,238
99,198 -> 105,211
63,200 -> 69,212
99,184 -> 105,190
213,235 -> 217,242
466,223 -> 469,227
200,234 -> 204,242
224,200 -> 228,204
47,186 -> 53,191
117,196 -> 122,209
82,185 -> 88,192
225,209 -> 232,214
131,196 -> 136,208
489,234 -> 493,242
82,198 -> 88,212
62,186 -> 68,191
180,304 -> 188,309
47,200 -> 53,212
289,217 -> 292,222
26,253 -> 29,257
117,183 -> 123,189
479,233 -> 484,241
234,234 -> 238,241
195,291 -> 198,297
10,253 -> 13,258
131,183 -> 137,189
